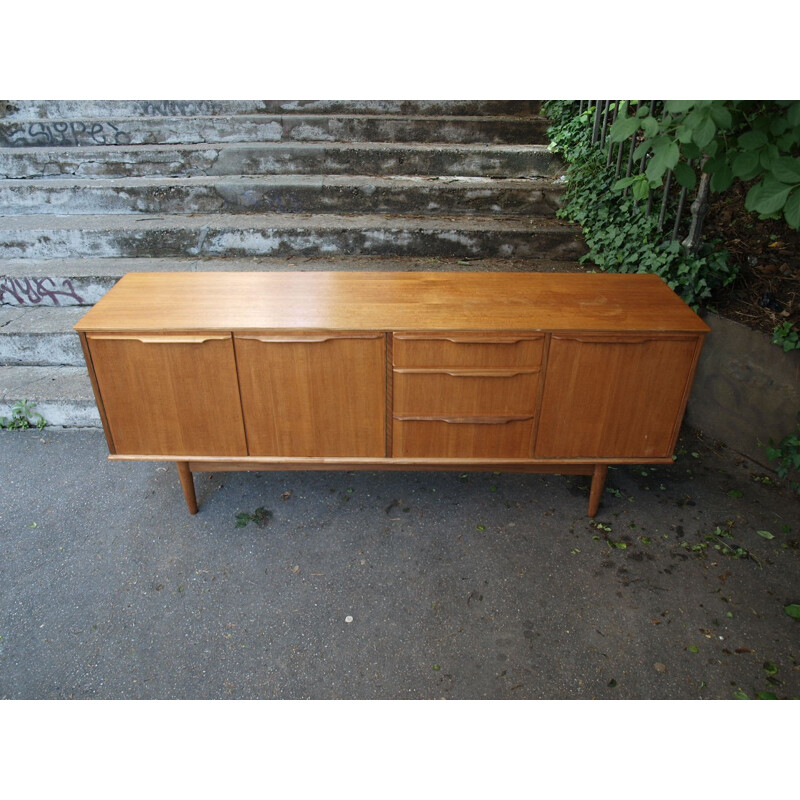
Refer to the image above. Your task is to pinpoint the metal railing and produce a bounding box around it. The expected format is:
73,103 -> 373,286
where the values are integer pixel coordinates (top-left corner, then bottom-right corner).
576,101 -> 710,254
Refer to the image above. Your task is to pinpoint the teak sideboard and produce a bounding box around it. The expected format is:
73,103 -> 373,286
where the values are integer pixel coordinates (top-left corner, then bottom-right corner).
74,271 -> 709,516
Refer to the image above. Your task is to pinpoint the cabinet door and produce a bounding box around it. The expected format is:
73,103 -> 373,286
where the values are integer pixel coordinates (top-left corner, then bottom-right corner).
87,333 -> 247,456
234,333 -> 386,457
535,335 -> 701,458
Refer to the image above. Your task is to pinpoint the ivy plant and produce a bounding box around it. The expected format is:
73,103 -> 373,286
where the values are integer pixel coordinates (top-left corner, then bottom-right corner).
542,101 -> 737,308
773,321 -> 800,352
764,425 -> 800,496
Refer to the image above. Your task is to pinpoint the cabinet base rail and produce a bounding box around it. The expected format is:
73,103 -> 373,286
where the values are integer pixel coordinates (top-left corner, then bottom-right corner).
107,455 -> 675,518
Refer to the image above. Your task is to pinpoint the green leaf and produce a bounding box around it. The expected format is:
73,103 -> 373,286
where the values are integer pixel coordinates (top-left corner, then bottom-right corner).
632,178 -> 651,201
784,187 -> 800,229
733,689 -> 749,700
642,116 -> 661,138
673,162 -> 697,189
613,176 -> 638,191
739,129 -> 768,150
770,156 -> 800,184
760,144 -> 779,171
632,140 -> 651,161
755,691 -> 778,700
665,100 -> 695,114
748,176 -> 793,215
727,489 -> 743,498
688,645 -> 699,653
732,150 -> 761,180
756,530 -> 775,540
680,143 -> 701,161
785,604 -> 800,619
646,140 -> 680,182
710,162 -> 734,193
787,101 -> 800,127
692,115 -> 717,149
609,115 -> 640,143
763,661 -> 779,675
709,104 -> 733,129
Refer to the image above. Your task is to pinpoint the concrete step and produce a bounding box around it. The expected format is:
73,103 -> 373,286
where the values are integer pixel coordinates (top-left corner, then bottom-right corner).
0,141 -> 560,180
0,255 -> 588,306
0,174 -> 564,217
0,365 -> 100,427
0,114 -> 549,148
0,305 -> 85,365
0,213 -> 586,261
2,100 -> 541,120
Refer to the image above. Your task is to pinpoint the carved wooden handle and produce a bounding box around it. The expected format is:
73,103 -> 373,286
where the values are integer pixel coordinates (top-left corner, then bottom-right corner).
552,336 -> 654,344
237,334 -> 382,343
393,368 -> 539,377
89,334 -> 230,344
394,415 -> 534,425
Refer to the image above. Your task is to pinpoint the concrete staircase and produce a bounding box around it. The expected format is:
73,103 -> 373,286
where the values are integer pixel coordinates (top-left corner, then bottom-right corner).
0,100 -> 586,428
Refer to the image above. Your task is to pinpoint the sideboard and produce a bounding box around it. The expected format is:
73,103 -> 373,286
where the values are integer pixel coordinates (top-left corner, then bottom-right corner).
74,271 -> 709,516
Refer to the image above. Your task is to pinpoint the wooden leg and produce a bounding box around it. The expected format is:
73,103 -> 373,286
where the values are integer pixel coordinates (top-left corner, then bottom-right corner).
177,461 -> 198,514
588,463 -> 607,518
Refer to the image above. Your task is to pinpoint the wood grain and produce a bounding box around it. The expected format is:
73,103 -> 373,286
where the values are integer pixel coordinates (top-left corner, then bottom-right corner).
74,272 -> 710,334
534,334 -> 702,458
86,333 -> 247,456
393,417 -> 535,458
234,332 -> 386,457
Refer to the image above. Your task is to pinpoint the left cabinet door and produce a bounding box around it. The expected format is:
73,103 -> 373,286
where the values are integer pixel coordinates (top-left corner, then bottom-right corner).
86,333 -> 247,456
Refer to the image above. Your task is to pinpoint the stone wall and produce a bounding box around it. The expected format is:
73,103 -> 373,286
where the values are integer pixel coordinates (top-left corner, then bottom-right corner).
686,314 -> 800,467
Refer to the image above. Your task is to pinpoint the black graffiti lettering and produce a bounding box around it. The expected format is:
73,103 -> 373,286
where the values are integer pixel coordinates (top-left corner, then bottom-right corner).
69,121 -> 87,145
89,122 -> 106,144
0,121 -> 131,147
27,122 -> 52,144
52,121 -> 70,145
107,122 -> 131,146
0,277 -> 85,306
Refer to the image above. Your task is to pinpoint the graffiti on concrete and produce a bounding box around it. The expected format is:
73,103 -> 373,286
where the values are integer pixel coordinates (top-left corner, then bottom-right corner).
0,277 -> 85,306
0,121 -> 131,147
139,101 -> 216,116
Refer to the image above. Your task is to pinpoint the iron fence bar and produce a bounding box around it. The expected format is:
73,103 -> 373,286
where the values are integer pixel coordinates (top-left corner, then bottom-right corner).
599,100 -> 611,149
591,101 -> 601,144
606,100 -> 619,166
614,130 -> 626,179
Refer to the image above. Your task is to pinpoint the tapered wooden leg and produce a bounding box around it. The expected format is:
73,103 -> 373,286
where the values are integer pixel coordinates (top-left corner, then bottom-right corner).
177,461 -> 198,514
588,463 -> 607,517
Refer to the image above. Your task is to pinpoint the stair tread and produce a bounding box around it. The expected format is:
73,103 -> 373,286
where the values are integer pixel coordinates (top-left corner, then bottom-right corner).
2,113 -> 546,124
1,255 -> 587,277
0,212 -> 578,231
0,140 -> 552,156
0,174 -> 562,188
4,100 -> 541,119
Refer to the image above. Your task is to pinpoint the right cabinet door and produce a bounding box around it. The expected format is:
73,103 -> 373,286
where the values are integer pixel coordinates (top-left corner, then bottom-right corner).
535,334 -> 701,459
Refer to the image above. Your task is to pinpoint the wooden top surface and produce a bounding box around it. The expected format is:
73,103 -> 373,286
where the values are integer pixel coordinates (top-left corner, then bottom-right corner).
74,271 -> 710,334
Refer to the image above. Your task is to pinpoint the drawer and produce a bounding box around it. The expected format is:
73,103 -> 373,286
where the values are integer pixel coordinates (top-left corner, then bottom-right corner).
392,333 -> 544,369
393,369 -> 540,417
393,416 -> 534,458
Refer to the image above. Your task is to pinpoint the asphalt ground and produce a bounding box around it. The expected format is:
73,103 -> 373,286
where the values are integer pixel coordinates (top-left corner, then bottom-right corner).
1,425 -> 798,703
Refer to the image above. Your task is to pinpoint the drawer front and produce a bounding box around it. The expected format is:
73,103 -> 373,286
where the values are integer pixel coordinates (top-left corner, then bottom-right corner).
393,369 -> 540,417
393,416 -> 534,458
393,333 -> 544,369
